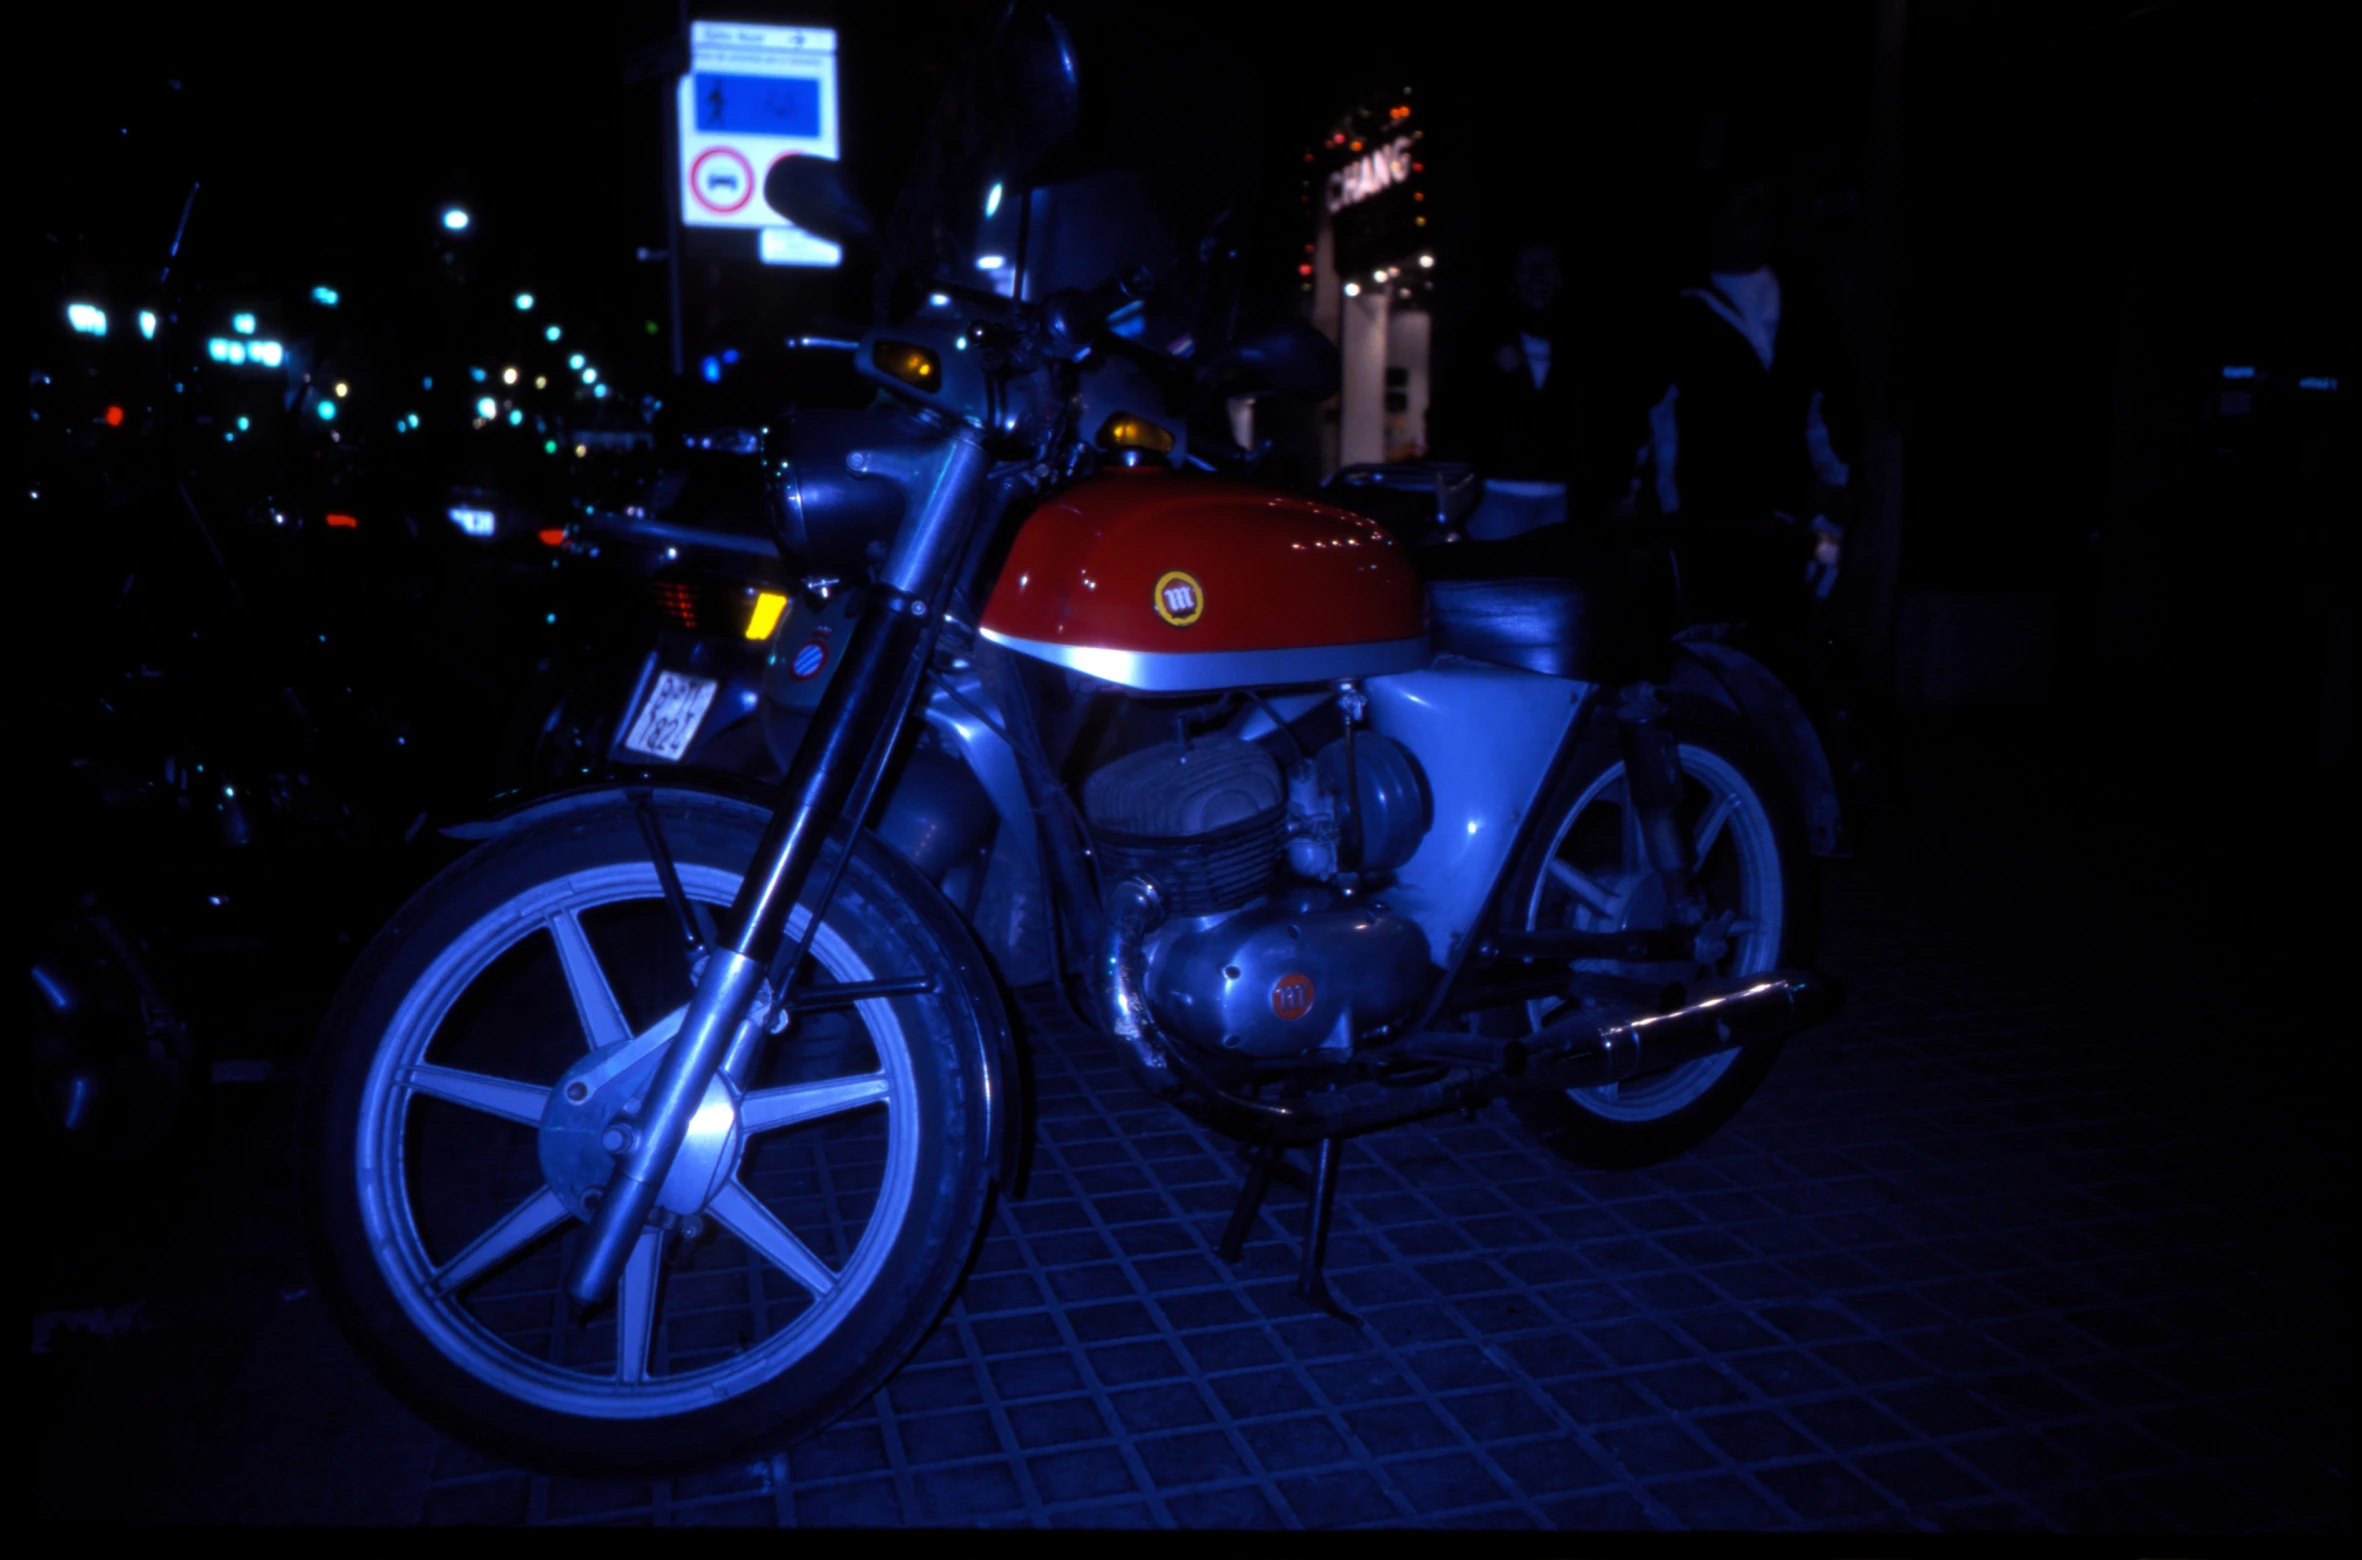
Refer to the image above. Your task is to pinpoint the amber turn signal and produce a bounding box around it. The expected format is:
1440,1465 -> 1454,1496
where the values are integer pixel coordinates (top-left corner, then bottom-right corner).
873,341 -> 942,392
745,590 -> 789,641
1095,412 -> 1175,456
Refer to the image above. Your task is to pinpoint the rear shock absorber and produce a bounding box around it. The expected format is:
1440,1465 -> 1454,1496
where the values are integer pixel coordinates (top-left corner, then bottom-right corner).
1614,682 -> 1706,926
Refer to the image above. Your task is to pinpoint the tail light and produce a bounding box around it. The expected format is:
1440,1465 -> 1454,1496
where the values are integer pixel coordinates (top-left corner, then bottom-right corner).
652,580 -> 701,630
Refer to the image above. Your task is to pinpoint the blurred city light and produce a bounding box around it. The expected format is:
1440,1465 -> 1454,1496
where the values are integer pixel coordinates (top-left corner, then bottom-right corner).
507,409 -> 523,425
701,356 -> 722,383
581,368 -> 597,384
334,382 -> 349,398
233,313 -> 257,335
67,303 -> 107,336
475,396 -> 498,419
567,354 -> 585,370
138,310 -> 158,339
449,507 -> 496,538
236,417 -> 250,430
316,399 -> 337,422
514,293 -> 535,311
208,338 -> 245,363
544,324 -> 561,342
594,383 -> 610,399
250,341 -> 285,367
442,207 -> 470,231
312,286 -> 341,306
985,182 -> 1003,218
502,367 -> 518,384
975,255 -> 1005,271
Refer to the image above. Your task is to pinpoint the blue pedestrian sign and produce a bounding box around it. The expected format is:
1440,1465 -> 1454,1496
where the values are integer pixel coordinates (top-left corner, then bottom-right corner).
677,22 -> 840,266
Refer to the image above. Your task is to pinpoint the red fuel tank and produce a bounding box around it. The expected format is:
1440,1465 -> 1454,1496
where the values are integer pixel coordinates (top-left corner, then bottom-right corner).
978,472 -> 1428,692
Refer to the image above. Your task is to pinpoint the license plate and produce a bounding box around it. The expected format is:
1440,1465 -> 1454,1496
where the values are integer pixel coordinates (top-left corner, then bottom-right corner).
619,670 -> 719,762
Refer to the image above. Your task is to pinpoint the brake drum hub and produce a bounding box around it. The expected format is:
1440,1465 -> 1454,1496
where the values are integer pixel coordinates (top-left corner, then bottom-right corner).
539,1042 -> 742,1224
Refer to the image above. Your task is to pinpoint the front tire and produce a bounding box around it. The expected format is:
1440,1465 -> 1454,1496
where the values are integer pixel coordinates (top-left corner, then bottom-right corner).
1501,694 -> 1818,1169
301,792 -> 1002,1474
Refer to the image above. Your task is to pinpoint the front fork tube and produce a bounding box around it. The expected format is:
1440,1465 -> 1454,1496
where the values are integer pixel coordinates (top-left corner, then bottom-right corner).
566,432 -> 987,1308
1615,683 -> 1707,927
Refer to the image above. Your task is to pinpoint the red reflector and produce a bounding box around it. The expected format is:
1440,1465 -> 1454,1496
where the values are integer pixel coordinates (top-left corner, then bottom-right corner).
325,513 -> 359,529
537,527 -> 568,548
105,405 -> 125,427
652,580 -> 700,630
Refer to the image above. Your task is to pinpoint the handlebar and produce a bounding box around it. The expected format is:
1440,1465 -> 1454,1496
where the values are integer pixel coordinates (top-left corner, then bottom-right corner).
583,508 -> 780,561
1042,263 -> 1153,352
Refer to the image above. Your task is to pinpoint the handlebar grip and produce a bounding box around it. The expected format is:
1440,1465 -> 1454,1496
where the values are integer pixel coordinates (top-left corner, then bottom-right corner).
1045,263 -> 1153,348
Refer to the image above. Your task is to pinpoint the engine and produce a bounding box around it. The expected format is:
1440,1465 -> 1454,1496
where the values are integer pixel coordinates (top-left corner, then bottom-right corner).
1084,730 -> 1436,1066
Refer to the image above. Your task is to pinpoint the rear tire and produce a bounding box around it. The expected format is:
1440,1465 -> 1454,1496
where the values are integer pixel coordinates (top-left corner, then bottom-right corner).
301,791 -> 1003,1474
1501,694 -> 1817,1169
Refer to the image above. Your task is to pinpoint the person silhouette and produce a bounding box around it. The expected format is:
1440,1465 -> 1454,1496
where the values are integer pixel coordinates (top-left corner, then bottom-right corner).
1623,171 -> 1851,595
1463,239 -> 1582,540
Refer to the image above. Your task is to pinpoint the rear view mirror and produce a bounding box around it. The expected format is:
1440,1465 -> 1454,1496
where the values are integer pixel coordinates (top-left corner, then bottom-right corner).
992,7 -> 1082,179
1201,319 -> 1341,402
763,157 -> 874,244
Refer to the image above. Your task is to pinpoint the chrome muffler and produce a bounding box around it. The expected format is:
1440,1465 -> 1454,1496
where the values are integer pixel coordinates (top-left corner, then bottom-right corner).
1392,971 -> 1830,1088
1514,971 -> 1832,1089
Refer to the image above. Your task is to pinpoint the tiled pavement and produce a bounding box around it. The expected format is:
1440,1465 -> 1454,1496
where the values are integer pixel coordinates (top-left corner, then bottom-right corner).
33,718 -> 2353,1529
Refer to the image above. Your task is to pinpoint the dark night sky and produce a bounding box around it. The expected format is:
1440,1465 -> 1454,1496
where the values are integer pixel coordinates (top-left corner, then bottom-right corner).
29,1 -> 2345,601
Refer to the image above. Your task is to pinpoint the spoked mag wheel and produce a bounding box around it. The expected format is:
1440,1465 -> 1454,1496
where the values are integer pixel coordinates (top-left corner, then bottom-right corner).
303,793 -> 1002,1474
1502,693 -> 1817,1169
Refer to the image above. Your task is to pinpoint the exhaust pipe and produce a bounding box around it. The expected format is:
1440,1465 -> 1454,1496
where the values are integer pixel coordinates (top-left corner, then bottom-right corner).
1098,877 -> 1179,1095
1392,971 -> 1831,1087
1517,971 -> 1832,1090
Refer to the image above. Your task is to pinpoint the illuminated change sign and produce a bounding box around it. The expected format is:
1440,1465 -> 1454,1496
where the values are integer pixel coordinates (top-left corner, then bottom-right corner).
678,22 -> 840,267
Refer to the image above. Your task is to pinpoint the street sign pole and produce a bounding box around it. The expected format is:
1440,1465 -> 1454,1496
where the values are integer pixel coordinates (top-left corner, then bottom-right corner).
663,80 -> 685,378
625,10 -> 692,379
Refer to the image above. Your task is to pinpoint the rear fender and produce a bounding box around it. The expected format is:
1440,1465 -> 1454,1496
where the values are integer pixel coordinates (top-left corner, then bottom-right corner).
437,775 -> 1029,1193
1668,641 -> 1847,858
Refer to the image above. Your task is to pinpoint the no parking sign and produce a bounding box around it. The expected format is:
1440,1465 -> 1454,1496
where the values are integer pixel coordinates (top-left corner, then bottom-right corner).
677,21 -> 841,266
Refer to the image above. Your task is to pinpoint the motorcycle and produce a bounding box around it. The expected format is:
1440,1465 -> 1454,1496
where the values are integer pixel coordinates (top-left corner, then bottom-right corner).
302,9 -> 1838,1474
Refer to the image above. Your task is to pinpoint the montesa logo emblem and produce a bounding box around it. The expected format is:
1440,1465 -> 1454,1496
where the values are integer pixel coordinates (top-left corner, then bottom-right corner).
1152,570 -> 1204,628
1270,972 -> 1315,1020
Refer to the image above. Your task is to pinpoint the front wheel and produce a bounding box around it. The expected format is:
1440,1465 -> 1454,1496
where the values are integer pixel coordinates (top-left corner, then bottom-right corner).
301,792 -> 1003,1474
1499,693 -> 1817,1169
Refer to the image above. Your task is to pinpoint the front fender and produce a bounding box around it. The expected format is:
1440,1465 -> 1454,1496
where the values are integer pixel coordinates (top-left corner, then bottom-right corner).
438,765 -> 781,842
435,773 -> 1031,1194
1668,640 -> 1848,858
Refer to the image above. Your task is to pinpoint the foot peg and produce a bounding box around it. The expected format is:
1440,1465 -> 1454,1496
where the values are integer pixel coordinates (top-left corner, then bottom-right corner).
1216,1138 -> 1361,1328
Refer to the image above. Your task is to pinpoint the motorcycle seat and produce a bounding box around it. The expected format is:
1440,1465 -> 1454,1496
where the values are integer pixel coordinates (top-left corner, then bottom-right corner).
1420,527 -> 1677,684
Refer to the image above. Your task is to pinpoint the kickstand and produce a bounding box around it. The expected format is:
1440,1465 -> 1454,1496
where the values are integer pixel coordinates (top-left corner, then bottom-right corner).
1296,1137 -> 1361,1327
1215,1141 -> 1359,1327
1216,1144 -> 1283,1263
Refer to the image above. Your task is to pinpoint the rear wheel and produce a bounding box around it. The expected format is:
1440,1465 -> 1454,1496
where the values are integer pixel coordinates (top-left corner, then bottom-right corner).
1501,695 -> 1816,1169
302,793 -> 1001,1474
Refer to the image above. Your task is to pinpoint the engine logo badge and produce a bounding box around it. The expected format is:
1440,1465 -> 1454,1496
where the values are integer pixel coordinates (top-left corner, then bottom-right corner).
1152,570 -> 1204,628
790,638 -> 829,680
1270,971 -> 1315,1020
